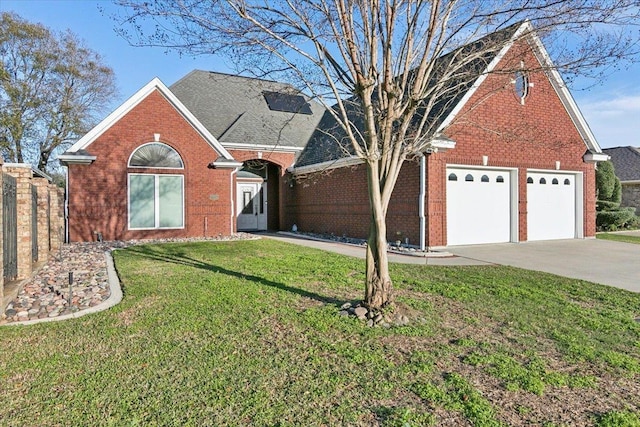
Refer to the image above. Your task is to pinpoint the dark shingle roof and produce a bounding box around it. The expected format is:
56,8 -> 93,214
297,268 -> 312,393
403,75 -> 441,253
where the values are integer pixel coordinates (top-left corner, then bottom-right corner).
602,146 -> 640,181
170,71 -> 325,149
295,22 -> 523,167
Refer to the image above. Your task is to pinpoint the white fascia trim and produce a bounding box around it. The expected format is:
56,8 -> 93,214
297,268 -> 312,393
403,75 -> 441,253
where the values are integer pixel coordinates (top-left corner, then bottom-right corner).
527,30 -> 602,153
66,78 -> 235,161
221,142 -> 304,152
583,152 -> 610,163
58,156 -> 96,165
446,164 -> 517,172
436,21 -> 531,133
620,180 -> 640,184
526,167 -> 582,175
431,137 -> 456,151
288,156 -> 364,175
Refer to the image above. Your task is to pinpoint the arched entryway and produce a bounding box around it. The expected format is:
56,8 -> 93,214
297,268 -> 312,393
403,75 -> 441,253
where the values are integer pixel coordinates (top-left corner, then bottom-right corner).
236,160 -> 281,231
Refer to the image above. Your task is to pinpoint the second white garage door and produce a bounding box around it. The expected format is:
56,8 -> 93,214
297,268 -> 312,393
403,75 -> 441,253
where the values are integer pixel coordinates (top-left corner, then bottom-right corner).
446,168 -> 513,246
527,172 -> 577,241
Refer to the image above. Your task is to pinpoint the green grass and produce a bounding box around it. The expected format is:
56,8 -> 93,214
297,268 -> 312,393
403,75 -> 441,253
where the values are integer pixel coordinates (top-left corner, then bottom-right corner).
1,239 -> 639,426
597,232 -> 640,244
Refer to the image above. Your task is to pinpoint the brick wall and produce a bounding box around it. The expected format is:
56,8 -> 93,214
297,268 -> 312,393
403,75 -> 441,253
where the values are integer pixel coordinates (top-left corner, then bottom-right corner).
67,90 -> 234,242
287,39 -> 597,247
1,163 -> 64,288
427,39 -> 596,246
284,161 -> 422,243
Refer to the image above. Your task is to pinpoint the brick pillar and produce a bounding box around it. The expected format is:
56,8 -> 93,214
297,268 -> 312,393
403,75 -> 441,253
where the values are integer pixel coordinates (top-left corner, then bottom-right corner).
33,177 -> 50,264
49,186 -> 64,251
0,157 -> 4,303
4,166 -> 33,280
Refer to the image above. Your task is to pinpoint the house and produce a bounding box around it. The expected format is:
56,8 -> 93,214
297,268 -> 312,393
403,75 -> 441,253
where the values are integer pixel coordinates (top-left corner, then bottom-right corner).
602,146 -> 640,215
59,72 -> 323,242
60,21 -> 607,247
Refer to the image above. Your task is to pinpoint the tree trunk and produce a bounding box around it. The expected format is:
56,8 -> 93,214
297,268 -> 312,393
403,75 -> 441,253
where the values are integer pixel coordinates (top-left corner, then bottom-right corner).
363,161 -> 393,310
365,218 -> 393,310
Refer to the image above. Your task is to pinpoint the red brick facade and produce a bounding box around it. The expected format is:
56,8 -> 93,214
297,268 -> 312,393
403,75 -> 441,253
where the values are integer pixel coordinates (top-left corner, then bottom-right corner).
67,90 -> 233,242
66,39 -> 597,246
286,40 -> 597,247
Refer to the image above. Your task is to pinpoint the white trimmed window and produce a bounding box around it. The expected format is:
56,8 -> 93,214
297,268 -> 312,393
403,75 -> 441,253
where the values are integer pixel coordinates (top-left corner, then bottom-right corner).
128,142 -> 185,230
129,174 -> 184,229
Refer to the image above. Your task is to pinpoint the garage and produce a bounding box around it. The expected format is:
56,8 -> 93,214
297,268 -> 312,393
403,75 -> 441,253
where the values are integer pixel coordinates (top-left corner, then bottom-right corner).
527,171 -> 579,241
446,167 -> 515,246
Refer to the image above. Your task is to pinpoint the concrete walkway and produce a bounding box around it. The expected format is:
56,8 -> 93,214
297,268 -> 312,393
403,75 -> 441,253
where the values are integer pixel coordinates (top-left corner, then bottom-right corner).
264,233 -> 640,293
263,233 -> 491,266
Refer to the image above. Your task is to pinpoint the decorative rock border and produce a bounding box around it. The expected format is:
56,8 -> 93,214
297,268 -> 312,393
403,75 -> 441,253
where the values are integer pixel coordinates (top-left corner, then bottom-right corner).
1,234 -> 257,326
338,301 -> 410,328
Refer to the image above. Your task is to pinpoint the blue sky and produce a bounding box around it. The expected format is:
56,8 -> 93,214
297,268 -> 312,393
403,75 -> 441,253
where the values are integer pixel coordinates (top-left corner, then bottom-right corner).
2,0 -> 639,149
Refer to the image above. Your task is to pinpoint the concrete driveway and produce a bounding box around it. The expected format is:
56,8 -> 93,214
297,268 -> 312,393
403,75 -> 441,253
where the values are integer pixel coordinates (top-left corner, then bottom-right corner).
449,238 -> 640,293
263,232 -> 640,293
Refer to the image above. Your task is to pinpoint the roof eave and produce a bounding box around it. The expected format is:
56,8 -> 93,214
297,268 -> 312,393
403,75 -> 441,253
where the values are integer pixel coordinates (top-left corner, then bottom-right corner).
208,160 -> 244,169
289,156 -> 364,175
583,152 -> 609,163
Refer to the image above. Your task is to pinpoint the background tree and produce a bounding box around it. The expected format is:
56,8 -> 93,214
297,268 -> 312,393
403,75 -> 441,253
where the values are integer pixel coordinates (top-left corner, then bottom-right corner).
0,12 -> 117,172
114,0 -> 639,311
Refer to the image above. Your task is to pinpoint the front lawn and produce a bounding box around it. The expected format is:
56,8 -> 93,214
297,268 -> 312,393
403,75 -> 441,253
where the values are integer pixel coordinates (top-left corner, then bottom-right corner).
597,232 -> 640,245
1,239 -> 639,426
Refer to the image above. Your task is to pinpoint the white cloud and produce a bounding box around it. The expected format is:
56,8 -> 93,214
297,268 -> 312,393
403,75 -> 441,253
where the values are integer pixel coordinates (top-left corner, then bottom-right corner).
576,93 -> 640,149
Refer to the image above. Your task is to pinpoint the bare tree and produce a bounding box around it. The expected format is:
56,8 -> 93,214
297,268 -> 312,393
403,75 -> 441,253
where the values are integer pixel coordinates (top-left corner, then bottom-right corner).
114,0 -> 639,310
0,12 -> 117,171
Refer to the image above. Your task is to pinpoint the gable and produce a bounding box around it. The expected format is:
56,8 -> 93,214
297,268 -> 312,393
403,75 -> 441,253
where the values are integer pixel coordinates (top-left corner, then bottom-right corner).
59,78 -> 236,165
294,21 -> 602,170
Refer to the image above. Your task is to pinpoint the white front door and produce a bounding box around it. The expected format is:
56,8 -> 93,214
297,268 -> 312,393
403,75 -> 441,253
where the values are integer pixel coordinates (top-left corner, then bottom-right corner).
237,182 -> 267,230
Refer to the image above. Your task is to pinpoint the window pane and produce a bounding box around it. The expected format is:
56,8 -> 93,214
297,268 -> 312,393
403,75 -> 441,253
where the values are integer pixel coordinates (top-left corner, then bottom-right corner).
130,143 -> 184,168
159,176 -> 184,227
242,190 -> 253,214
130,175 -> 155,228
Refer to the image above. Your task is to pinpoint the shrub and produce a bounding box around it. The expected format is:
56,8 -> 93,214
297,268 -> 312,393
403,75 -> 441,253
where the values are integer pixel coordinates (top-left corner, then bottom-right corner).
597,208 -> 637,231
596,161 -> 638,231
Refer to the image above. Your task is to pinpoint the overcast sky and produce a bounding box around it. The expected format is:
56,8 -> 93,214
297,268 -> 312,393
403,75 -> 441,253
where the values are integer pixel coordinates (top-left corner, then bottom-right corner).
3,0 -> 639,149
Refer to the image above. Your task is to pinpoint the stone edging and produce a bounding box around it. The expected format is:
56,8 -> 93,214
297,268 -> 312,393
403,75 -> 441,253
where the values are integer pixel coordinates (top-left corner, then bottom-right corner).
1,251 -> 121,327
277,231 -> 453,258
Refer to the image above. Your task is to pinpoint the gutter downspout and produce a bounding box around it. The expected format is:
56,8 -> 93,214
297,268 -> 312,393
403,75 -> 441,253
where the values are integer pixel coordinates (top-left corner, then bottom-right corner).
65,166 -> 69,243
419,154 -> 426,251
230,167 -> 238,234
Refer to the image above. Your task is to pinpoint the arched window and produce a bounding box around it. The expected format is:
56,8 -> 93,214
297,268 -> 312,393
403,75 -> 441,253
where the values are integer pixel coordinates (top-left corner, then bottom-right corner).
481,175 -> 489,182
564,179 -> 571,185
129,143 -> 184,168
496,176 -> 505,183
539,177 -> 546,184
128,143 -> 184,230
552,178 -> 559,185
527,177 -> 534,184
465,174 -> 474,182
448,173 -> 458,181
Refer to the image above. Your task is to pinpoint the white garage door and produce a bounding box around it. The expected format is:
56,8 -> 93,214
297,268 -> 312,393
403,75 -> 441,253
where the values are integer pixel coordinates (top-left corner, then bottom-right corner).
446,168 -> 512,246
527,172 -> 576,241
